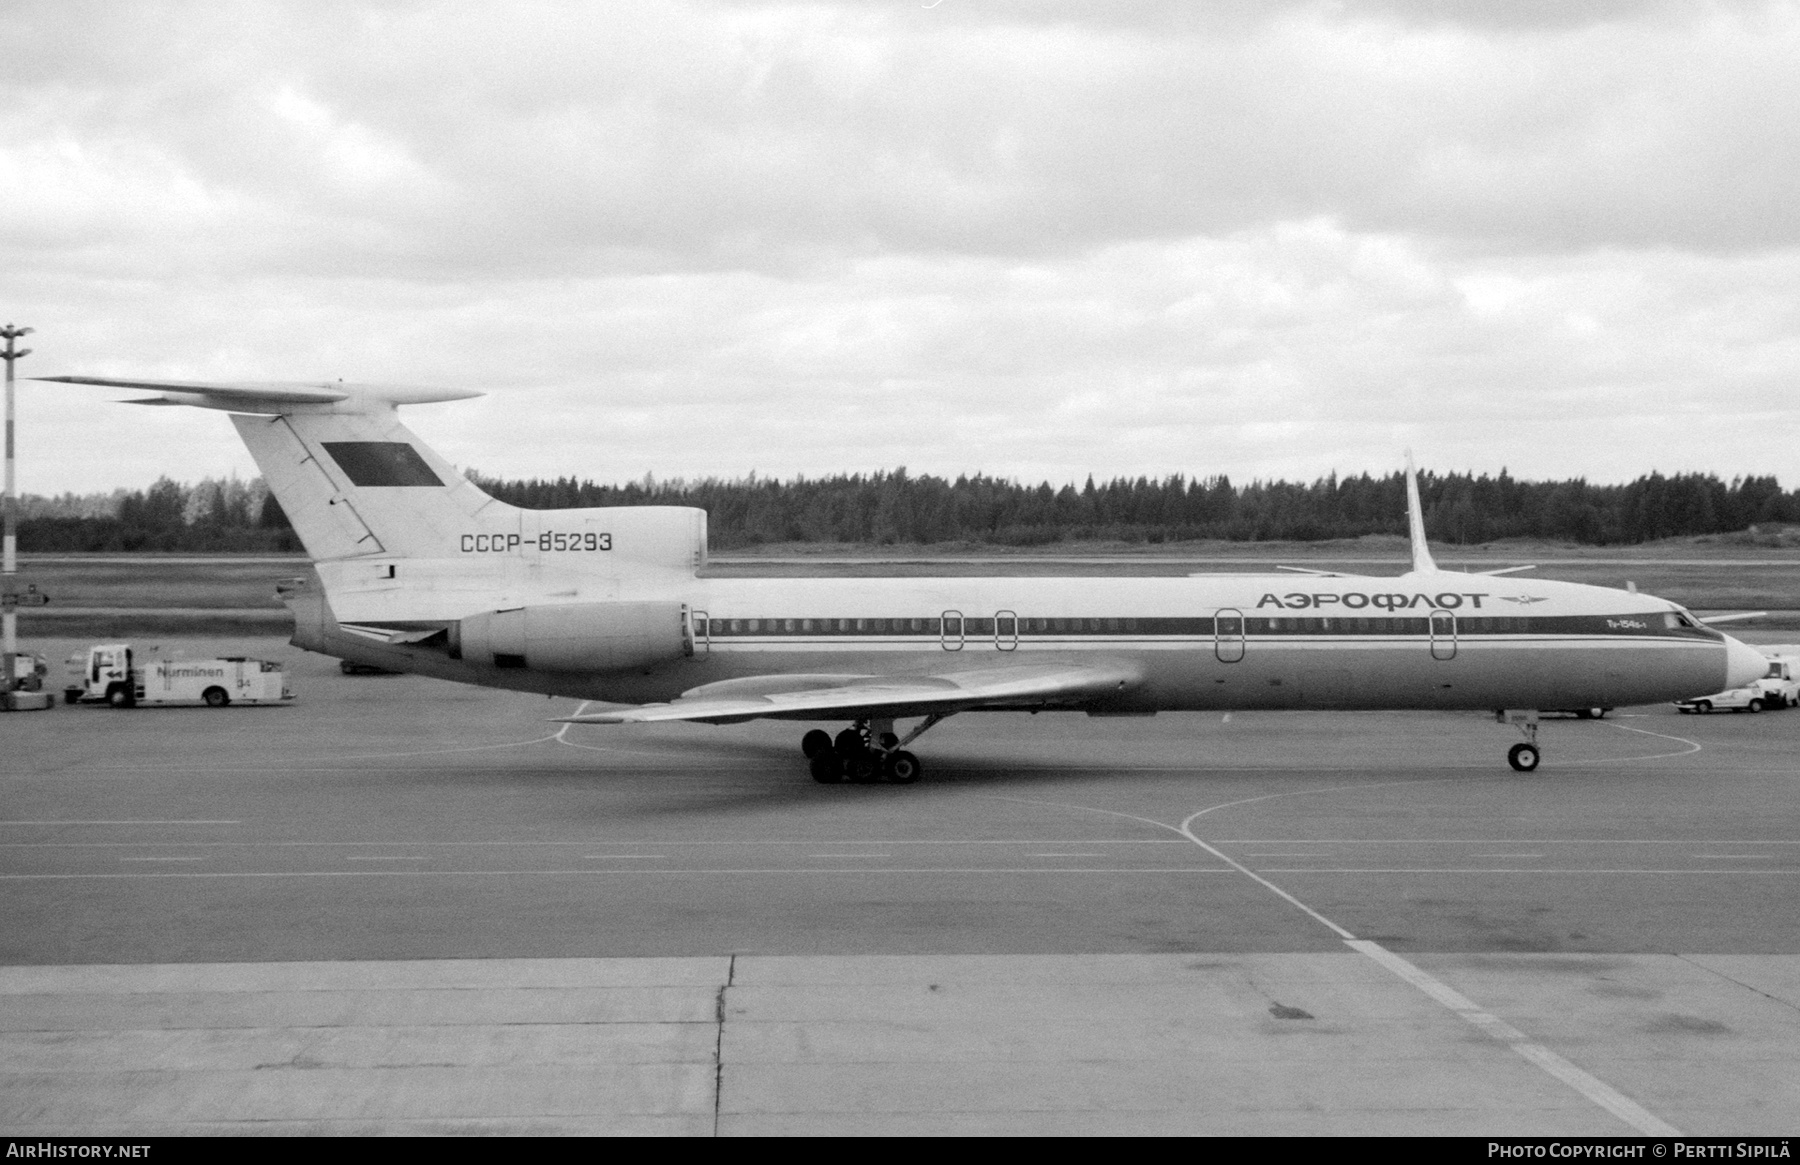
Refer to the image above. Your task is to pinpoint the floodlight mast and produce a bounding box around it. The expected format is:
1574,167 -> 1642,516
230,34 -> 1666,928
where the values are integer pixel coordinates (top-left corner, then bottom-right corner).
1,323 -> 31,690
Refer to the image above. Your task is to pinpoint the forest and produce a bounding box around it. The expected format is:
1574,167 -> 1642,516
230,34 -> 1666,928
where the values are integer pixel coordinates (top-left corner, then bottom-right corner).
16,467 -> 1800,553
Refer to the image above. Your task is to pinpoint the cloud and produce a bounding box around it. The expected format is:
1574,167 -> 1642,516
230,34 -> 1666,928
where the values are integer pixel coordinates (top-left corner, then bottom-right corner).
1,0 -> 1796,496
8,0 -> 1799,273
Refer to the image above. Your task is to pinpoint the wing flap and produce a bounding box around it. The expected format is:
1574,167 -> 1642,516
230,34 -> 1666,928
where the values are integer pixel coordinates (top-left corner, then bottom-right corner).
557,661 -> 1141,725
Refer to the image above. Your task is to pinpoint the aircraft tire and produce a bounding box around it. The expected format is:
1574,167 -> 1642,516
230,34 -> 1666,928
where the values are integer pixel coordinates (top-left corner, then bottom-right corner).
1507,743 -> 1540,772
809,753 -> 844,784
833,728 -> 863,757
801,729 -> 832,759
884,751 -> 922,784
846,753 -> 882,783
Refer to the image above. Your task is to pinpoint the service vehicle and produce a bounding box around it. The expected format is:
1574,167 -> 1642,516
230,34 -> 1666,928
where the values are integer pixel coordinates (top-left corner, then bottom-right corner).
1675,682 -> 1769,714
1753,655 -> 1798,709
63,644 -> 293,708
5,652 -> 47,692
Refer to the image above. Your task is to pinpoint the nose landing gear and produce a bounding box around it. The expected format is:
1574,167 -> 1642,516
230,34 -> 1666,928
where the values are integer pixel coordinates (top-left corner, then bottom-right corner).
802,713 -> 949,785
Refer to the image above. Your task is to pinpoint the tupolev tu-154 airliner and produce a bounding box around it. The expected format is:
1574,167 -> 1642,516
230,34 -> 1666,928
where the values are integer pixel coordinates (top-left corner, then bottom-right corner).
39,375 -> 1768,781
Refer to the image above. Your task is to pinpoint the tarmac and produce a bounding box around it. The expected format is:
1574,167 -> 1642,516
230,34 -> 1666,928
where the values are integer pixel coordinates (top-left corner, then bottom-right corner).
3,635 -> 1797,1135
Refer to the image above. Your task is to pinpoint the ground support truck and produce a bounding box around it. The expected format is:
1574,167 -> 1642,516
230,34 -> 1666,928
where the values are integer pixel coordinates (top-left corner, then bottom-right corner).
64,644 -> 293,708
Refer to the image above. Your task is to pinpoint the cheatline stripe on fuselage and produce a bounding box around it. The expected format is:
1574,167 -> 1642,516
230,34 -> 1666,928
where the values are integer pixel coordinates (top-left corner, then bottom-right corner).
693,614 -> 1722,641
702,640 -> 1715,654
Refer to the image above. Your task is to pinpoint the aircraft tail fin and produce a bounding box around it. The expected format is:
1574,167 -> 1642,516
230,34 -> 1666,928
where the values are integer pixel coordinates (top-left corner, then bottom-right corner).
1403,451 -> 1439,575
229,407 -> 507,561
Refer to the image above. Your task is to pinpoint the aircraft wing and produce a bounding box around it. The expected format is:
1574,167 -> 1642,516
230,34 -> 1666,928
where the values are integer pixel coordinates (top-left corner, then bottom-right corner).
554,660 -> 1142,725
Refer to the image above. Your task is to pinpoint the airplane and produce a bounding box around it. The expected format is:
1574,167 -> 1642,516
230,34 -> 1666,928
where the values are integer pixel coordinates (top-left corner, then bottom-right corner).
38,375 -> 1769,780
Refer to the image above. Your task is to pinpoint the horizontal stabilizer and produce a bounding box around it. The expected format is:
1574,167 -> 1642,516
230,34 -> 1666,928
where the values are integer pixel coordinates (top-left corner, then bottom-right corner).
33,375 -> 480,414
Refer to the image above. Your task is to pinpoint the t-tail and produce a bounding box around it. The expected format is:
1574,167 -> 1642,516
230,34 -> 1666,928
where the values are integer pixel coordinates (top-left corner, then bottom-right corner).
34,377 -> 708,630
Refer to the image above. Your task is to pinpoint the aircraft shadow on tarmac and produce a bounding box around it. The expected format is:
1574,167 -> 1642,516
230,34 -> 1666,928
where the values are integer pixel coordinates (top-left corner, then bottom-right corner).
504,727 -> 1481,823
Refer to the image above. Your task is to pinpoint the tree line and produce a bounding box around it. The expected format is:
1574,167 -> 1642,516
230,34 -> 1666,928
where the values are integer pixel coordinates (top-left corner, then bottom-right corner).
475,467 -> 1798,548
17,467 -> 1799,553
18,477 -> 302,553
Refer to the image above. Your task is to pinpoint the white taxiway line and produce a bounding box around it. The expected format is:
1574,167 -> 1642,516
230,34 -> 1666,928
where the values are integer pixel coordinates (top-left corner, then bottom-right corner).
999,784 -> 1683,1137
0,867 -> 1241,880
1176,804 -> 1683,1137
1559,721 -> 1703,764
553,700 -> 703,760
1343,938 -> 1681,1137
1210,838 -> 1800,845
553,703 -> 591,742
0,820 -> 241,826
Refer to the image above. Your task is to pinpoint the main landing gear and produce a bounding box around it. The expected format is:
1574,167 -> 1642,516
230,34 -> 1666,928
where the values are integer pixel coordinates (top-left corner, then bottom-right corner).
1497,709 -> 1541,772
802,714 -> 948,785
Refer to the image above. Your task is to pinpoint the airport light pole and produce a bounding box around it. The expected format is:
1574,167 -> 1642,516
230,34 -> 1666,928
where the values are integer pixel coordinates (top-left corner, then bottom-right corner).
2,324 -> 31,693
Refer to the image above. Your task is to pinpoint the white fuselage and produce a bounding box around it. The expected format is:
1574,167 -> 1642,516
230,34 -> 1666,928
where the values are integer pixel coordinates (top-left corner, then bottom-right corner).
293,566 -> 1738,715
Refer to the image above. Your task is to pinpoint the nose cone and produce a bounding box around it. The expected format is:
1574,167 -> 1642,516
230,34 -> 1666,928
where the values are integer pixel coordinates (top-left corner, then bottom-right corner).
1724,635 -> 1767,690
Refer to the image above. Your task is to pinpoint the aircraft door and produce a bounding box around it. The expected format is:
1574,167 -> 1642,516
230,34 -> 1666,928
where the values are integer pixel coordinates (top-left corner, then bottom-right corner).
941,610 -> 965,651
1215,609 -> 1245,663
1429,610 -> 1457,660
995,610 -> 1018,652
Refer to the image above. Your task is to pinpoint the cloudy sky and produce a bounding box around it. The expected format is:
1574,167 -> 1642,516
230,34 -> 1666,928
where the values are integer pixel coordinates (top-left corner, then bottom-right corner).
4,0 -> 1798,495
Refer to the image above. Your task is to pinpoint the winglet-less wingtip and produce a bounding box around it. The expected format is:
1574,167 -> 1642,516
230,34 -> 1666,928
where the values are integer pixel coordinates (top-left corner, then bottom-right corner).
1404,451 -> 1439,575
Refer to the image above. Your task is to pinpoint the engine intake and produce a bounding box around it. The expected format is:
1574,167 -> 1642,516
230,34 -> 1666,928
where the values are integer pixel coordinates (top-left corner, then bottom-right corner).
453,601 -> 691,673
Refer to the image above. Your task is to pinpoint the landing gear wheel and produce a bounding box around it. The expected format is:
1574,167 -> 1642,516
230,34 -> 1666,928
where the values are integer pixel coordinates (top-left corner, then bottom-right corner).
833,728 -> 863,756
801,729 -> 832,759
203,687 -> 230,708
846,753 -> 882,783
1508,743 -> 1540,772
883,750 -> 922,784
809,753 -> 844,784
